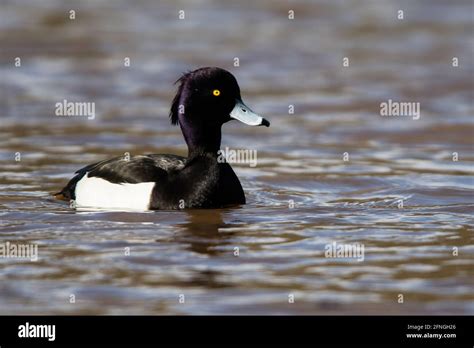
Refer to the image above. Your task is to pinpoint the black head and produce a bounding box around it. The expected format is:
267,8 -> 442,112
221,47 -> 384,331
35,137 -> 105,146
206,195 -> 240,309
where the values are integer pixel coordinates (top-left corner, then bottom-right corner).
169,67 -> 269,155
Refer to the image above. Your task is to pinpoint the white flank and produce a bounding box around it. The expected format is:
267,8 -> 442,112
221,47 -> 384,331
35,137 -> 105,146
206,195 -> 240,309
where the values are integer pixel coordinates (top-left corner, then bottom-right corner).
75,174 -> 155,211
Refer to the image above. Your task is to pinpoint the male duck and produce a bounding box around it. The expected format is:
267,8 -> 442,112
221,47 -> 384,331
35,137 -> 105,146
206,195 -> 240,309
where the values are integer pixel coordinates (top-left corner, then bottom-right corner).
55,67 -> 270,210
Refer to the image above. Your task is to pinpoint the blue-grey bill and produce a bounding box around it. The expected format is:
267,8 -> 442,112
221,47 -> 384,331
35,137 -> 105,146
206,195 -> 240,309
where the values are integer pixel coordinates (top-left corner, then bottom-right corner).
230,99 -> 270,127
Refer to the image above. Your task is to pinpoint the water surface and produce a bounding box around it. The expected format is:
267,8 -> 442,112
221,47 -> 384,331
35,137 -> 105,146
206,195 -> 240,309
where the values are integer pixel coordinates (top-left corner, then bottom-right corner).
0,0 -> 473,314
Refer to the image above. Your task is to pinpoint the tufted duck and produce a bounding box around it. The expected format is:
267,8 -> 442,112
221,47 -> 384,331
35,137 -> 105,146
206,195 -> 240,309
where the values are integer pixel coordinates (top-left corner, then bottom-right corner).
55,67 -> 270,210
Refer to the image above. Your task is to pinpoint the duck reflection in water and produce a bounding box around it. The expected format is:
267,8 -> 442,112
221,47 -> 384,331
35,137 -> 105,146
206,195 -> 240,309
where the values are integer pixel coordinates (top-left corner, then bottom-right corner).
169,209 -> 240,288
171,209 -> 238,256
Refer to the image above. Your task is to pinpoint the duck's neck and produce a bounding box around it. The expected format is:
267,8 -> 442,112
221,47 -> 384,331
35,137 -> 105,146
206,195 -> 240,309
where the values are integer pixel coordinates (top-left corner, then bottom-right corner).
180,120 -> 222,158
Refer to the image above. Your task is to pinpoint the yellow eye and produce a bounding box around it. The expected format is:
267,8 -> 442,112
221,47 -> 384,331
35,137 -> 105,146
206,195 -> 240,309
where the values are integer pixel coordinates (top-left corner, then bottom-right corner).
212,89 -> 221,96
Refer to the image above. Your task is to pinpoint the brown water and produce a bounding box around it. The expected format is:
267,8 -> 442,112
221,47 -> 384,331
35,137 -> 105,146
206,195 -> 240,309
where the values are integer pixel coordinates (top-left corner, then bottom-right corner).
0,0 -> 473,314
